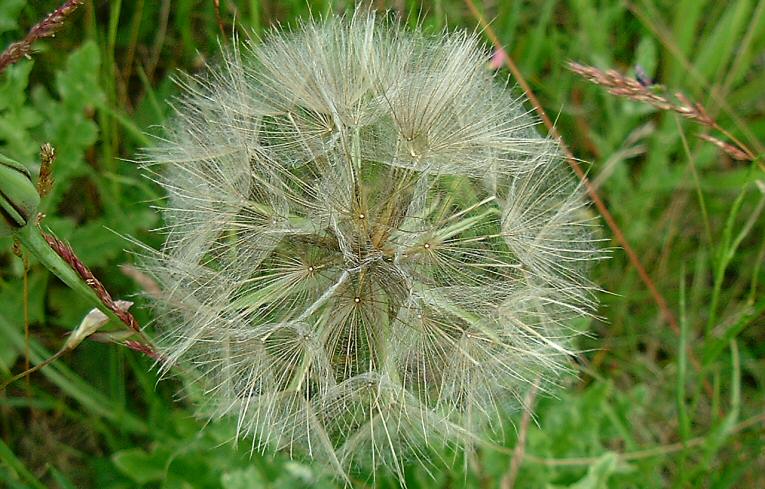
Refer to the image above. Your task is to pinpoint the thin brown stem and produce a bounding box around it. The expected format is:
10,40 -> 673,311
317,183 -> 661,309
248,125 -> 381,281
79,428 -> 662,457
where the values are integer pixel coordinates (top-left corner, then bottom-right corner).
500,380 -> 540,489
464,0 -> 679,333
567,62 -> 757,163
0,348 -> 68,392
0,0 -> 84,75
214,0 -> 227,39
485,412 -> 765,466
625,0 -> 764,156
463,0 -> 715,399
147,0 -> 171,81
41,231 -> 142,334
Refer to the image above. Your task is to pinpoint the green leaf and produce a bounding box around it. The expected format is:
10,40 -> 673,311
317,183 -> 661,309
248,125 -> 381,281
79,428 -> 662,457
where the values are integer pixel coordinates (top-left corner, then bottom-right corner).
634,37 -> 657,79
33,40 -> 103,208
112,447 -> 172,485
71,213 -> 157,267
0,437 -> 47,489
48,467 -> 79,489
55,41 -> 105,108
0,62 -> 43,163
221,466 -> 270,489
693,0 -> 753,81
0,0 -> 25,35
546,453 -> 620,489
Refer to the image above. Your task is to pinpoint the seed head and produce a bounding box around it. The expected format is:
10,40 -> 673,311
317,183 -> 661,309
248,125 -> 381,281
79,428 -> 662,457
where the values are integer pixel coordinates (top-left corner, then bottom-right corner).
139,10 -> 602,480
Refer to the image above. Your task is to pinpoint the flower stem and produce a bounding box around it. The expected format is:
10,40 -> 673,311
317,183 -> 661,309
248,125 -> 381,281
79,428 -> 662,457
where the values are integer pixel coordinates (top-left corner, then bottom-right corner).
15,224 -> 130,331
0,346 -> 68,392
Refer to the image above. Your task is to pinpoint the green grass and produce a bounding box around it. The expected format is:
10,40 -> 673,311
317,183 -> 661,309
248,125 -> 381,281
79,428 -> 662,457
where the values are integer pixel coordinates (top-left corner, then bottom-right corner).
1,0 -> 764,487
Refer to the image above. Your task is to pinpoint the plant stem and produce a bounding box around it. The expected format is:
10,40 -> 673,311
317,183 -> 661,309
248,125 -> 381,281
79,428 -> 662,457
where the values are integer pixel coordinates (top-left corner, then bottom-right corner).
15,224 -> 128,331
0,347 -> 68,392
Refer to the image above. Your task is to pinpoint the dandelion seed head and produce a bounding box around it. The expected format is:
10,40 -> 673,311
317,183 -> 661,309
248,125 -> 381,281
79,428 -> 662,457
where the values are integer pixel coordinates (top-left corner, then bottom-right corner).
139,8 -> 602,480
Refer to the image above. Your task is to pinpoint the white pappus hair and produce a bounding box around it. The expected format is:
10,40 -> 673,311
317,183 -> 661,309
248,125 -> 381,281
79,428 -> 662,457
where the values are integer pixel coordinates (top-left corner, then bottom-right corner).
138,9 -> 603,482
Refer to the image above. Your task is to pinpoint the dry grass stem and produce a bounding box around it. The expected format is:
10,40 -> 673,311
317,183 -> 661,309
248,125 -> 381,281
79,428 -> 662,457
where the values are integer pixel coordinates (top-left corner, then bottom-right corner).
0,0 -> 84,75
500,380 -> 540,489
698,134 -> 753,162
567,61 -> 755,162
41,230 -> 143,336
462,0 -> 722,403
463,0 -> 678,329
214,0 -> 227,39
121,264 -> 163,299
518,411 -> 765,467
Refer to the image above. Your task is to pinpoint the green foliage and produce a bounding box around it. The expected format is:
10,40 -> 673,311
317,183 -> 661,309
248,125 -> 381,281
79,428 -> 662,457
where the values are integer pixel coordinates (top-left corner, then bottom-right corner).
33,40 -> 103,208
108,421 -> 336,489
0,1 -> 763,488
0,62 -> 41,163
0,0 -> 24,37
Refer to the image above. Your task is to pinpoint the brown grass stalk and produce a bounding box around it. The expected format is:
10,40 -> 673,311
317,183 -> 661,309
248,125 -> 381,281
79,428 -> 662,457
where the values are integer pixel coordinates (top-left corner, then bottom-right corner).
624,0 -> 764,158
500,380 -> 540,489
0,0 -> 84,75
462,0 -> 716,398
463,0 -> 679,331
567,62 -> 755,162
41,230 -> 141,333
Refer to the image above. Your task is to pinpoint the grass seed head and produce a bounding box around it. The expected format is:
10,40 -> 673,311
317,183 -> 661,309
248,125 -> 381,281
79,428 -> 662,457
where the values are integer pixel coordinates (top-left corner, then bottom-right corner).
139,9 -> 602,480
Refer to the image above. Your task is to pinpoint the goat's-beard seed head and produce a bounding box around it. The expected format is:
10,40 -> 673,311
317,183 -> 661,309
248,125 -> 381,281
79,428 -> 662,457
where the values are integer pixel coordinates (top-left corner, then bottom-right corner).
139,9 -> 602,480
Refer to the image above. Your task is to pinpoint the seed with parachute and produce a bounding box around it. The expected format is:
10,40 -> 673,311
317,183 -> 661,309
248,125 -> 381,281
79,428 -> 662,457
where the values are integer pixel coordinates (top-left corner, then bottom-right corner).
138,9 -> 603,481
